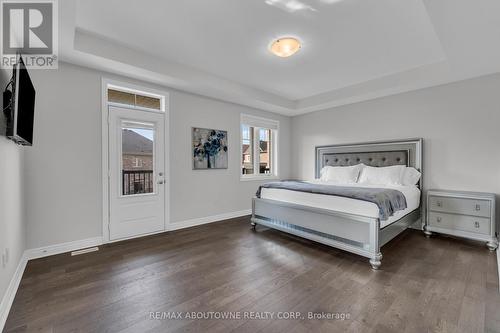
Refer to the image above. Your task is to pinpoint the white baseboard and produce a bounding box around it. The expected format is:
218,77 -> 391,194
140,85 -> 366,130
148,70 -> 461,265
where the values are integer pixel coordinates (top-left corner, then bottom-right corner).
0,252 -> 28,332
25,236 -> 103,260
167,209 -> 252,231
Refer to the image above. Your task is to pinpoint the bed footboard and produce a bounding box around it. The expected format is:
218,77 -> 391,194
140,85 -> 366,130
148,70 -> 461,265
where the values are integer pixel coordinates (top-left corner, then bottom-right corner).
251,197 -> 383,269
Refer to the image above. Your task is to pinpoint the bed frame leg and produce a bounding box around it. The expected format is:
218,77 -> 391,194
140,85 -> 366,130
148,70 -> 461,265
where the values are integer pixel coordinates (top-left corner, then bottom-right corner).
251,198 -> 257,231
486,240 -> 498,251
251,221 -> 257,231
369,254 -> 382,270
368,219 -> 382,270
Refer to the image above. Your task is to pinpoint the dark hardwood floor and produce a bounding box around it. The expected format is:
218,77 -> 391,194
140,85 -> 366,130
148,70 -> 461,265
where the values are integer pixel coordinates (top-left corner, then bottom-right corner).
4,216 -> 500,333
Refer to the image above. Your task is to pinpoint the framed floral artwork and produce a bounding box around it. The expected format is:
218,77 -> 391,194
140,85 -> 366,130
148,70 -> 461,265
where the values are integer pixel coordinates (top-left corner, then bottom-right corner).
192,127 -> 228,169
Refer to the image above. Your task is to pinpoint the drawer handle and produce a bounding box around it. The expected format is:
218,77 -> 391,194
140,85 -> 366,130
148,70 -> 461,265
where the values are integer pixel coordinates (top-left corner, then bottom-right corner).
436,217 -> 442,223
474,221 -> 480,228
475,204 -> 481,211
436,201 -> 443,207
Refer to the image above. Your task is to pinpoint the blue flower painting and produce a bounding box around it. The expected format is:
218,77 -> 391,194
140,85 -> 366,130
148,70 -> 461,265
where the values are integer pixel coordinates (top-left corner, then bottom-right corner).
192,127 -> 228,169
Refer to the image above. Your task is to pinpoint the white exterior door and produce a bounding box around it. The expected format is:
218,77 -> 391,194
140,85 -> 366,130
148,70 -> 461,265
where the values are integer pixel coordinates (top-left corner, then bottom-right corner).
108,106 -> 165,241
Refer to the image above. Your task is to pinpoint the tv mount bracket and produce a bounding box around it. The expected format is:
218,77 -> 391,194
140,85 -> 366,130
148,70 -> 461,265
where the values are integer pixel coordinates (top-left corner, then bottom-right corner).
3,80 -> 13,129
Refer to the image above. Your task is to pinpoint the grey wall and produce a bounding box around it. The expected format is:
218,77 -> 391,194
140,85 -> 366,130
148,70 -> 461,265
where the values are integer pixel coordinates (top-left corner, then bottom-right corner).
291,73 -> 500,226
25,62 -> 292,248
0,69 -> 26,303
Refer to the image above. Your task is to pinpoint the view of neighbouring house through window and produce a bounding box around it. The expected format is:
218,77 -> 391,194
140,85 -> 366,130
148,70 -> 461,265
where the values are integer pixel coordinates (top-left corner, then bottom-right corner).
241,124 -> 275,176
121,125 -> 155,195
259,128 -> 272,174
241,125 -> 254,175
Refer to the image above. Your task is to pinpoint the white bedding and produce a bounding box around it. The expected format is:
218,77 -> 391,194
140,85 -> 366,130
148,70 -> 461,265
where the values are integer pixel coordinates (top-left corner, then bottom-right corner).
259,180 -> 421,228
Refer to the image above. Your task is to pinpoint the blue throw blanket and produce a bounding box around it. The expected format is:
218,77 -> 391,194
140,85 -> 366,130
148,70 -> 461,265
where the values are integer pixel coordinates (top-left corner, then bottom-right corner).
256,181 -> 407,221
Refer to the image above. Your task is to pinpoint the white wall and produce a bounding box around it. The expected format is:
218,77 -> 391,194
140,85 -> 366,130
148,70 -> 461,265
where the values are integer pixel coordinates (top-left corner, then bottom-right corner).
25,62 -> 291,248
0,69 -> 26,306
291,73 -> 500,226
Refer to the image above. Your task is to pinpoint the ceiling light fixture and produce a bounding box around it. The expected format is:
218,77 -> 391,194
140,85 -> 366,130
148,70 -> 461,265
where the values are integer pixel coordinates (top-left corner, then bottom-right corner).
269,37 -> 301,58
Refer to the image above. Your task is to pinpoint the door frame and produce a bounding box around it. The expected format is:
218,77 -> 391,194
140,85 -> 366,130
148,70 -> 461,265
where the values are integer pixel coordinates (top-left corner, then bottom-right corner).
101,78 -> 170,243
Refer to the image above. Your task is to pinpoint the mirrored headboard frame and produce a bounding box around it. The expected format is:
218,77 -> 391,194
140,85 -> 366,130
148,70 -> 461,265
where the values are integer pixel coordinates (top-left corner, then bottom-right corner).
315,138 -> 423,188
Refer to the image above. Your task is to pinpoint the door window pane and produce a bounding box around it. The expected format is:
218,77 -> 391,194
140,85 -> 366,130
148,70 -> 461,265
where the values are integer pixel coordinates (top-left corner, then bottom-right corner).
241,125 -> 254,175
259,129 -> 272,174
109,89 -> 135,105
122,124 -> 155,195
136,95 -> 161,110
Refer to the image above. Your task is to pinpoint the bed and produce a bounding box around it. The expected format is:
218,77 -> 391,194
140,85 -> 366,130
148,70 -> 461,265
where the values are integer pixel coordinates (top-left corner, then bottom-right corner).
250,138 -> 423,269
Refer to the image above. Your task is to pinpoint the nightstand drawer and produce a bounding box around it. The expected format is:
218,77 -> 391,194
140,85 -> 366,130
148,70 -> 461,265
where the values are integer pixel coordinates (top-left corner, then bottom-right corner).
429,196 -> 490,218
428,212 -> 490,235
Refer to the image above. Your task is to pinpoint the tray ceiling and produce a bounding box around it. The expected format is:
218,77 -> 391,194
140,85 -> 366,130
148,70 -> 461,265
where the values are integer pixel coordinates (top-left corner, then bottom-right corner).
57,0 -> 500,115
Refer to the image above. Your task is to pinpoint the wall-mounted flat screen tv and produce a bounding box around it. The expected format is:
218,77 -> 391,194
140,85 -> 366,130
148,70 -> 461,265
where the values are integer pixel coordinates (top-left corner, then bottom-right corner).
4,55 -> 36,146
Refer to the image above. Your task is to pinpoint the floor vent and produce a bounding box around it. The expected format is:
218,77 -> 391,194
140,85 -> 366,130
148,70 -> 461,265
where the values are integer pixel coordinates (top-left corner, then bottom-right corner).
71,247 -> 99,256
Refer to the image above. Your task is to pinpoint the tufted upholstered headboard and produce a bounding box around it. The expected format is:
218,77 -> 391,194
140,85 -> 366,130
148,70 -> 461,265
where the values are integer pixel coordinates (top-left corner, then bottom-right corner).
315,138 -> 423,187
320,150 -> 408,168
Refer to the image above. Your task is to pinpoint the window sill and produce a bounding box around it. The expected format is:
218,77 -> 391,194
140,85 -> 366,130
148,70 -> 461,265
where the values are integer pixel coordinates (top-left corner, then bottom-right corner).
240,175 -> 279,182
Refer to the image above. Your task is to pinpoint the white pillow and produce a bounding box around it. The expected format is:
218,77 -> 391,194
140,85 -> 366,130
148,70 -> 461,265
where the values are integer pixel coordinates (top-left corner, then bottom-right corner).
402,167 -> 421,186
319,166 -> 332,181
358,165 -> 405,185
320,164 -> 363,183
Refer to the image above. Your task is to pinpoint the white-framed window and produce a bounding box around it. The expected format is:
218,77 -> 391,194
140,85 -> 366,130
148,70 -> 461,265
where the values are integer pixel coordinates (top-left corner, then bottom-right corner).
240,114 -> 279,180
132,157 -> 143,168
